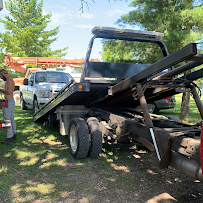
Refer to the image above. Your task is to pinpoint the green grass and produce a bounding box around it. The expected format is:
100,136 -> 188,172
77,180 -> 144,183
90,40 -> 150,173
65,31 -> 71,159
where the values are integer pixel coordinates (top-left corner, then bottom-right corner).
0,95 -> 202,202
0,104 -> 90,202
157,93 -> 203,124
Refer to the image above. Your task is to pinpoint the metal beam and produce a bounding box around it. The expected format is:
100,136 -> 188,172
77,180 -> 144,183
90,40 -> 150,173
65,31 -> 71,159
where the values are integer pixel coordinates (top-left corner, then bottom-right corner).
179,67 -> 203,81
111,43 -> 197,95
189,54 -> 203,63
153,61 -> 203,80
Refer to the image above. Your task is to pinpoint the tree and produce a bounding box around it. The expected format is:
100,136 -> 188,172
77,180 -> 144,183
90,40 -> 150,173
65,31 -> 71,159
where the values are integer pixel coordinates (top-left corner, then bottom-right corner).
102,0 -> 203,120
101,39 -> 164,64
0,0 -> 68,58
79,0 -> 118,12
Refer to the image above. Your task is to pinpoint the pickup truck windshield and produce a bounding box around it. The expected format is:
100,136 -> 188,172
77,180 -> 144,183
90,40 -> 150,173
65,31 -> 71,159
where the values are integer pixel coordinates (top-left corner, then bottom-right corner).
35,72 -> 73,83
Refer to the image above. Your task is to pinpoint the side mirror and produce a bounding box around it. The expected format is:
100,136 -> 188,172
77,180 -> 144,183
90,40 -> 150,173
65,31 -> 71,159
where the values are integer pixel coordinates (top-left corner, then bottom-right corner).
23,78 -> 28,85
28,81 -> 33,86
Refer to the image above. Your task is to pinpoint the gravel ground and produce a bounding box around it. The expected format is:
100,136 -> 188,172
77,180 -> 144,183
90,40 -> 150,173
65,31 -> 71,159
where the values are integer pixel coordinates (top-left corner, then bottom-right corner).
1,136 -> 202,203
53,143 -> 203,203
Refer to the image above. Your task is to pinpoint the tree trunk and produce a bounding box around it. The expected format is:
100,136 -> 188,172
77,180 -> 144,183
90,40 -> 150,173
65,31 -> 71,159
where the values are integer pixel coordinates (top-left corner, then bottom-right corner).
179,88 -> 190,120
179,70 -> 191,121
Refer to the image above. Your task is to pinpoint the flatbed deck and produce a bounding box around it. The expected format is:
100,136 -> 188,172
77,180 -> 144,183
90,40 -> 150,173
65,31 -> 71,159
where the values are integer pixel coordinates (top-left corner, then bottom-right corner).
33,81 -> 114,121
33,42 -> 202,122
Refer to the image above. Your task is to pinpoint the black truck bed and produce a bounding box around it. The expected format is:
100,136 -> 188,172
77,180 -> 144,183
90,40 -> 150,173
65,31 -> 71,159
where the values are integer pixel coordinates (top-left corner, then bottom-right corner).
33,43 -> 202,122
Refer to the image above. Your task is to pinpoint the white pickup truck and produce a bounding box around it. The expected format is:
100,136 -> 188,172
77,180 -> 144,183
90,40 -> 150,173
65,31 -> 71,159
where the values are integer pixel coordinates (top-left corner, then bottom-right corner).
20,70 -> 73,113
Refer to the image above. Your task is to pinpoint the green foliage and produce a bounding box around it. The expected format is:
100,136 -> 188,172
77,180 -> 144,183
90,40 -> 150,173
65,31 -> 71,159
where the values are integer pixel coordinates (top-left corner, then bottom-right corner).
25,64 -> 65,72
79,0 -> 115,13
158,93 -> 203,124
102,0 -> 203,63
0,66 -> 24,79
70,67 -> 83,73
0,0 -> 68,59
101,39 -> 163,64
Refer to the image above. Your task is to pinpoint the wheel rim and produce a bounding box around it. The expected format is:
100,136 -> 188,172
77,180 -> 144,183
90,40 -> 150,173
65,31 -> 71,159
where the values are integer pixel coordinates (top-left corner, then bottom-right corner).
14,94 -> 20,103
70,125 -> 78,152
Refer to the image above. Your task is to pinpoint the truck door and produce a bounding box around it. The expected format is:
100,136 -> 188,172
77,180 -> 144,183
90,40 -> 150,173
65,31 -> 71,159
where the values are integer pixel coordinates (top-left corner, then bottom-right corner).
27,72 -> 35,104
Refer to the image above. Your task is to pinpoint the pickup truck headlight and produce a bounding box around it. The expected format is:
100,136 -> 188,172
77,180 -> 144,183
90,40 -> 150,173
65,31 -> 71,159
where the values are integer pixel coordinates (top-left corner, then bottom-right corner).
39,90 -> 49,98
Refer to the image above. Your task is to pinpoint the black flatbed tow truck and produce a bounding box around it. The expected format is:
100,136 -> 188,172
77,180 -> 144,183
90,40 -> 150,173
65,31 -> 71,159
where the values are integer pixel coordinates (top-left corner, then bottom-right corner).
24,26 -> 203,182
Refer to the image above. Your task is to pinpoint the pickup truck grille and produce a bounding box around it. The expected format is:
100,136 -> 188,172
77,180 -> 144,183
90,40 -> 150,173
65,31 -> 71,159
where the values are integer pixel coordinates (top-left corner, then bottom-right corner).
53,90 -> 59,95
50,89 -> 60,98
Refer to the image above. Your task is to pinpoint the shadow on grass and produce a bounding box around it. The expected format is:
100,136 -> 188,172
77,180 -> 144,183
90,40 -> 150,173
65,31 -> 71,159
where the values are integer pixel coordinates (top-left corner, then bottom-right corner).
0,104 -> 87,202
0,104 -> 202,202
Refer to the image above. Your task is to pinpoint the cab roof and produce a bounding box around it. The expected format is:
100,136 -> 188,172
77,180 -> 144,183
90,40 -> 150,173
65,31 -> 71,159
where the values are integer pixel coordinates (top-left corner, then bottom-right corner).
92,26 -> 164,39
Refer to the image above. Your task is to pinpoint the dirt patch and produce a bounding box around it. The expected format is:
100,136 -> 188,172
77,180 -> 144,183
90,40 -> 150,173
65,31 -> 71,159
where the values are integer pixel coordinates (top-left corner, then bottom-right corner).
1,130 -> 203,203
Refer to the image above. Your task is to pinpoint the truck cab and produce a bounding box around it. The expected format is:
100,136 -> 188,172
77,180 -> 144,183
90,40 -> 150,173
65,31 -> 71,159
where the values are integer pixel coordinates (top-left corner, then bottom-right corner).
13,68 -> 42,103
20,70 -> 73,113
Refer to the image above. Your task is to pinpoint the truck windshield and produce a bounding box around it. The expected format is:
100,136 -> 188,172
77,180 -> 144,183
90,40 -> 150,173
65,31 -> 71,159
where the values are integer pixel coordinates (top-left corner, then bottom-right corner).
35,72 -> 73,83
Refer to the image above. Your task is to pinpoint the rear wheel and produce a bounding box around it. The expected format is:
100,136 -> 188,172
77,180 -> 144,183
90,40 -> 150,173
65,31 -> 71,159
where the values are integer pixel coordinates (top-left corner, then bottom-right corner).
33,98 -> 39,114
152,104 -> 158,114
165,115 -> 180,122
87,117 -> 102,158
68,118 -> 90,159
13,91 -> 20,103
20,95 -> 27,110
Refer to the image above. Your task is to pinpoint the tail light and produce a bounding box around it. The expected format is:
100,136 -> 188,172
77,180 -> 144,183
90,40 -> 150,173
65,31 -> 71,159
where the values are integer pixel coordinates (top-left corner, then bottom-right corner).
0,100 -> 8,108
164,96 -> 172,100
2,102 -> 6,106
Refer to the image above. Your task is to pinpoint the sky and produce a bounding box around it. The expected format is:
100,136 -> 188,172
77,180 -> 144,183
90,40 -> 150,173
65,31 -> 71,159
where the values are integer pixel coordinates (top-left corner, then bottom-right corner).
0,0 -> 139,61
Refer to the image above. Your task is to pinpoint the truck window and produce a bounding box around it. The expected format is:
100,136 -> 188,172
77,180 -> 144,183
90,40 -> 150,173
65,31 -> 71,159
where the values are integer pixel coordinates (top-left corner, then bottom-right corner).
100,39 -> 164,64
36,73 -> 46,82
35,72 -> 73,83
28,73 -> 34,82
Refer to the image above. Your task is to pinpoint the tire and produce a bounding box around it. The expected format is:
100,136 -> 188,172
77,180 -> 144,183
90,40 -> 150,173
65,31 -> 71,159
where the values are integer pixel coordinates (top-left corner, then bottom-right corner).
148,103 -> 158,114
165,115 -> 180,122
47,114 -> 58,127
13,91 -> 20,103
87,117 -> 103,158
68,118 -> 90,159
20,95 -> 27,110
152,104 -> 158,114
33,98 -> 39,114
